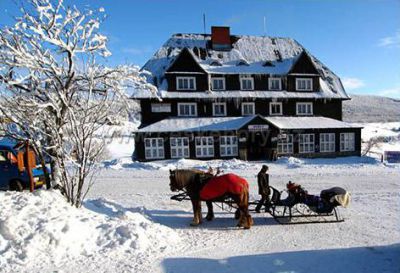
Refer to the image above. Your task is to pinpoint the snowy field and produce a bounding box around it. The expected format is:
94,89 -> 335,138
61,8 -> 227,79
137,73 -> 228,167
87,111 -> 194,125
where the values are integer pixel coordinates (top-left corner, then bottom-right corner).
1,122 -> 400,273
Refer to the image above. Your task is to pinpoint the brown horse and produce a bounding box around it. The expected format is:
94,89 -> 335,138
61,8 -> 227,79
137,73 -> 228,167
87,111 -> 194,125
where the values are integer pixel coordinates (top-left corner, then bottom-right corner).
169,169 -> 253,229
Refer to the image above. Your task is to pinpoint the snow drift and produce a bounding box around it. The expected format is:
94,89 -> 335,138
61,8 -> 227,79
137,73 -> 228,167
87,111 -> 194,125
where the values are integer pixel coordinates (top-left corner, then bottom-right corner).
0,190 -> 180,272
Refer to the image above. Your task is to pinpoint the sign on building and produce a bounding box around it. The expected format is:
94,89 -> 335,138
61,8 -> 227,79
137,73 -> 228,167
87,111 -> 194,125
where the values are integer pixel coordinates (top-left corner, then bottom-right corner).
248,124 -> 269,132
384,151 -> 400,163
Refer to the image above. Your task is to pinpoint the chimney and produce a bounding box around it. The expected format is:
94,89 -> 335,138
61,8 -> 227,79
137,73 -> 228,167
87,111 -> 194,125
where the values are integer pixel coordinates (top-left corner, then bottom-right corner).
211,26 -> 231,51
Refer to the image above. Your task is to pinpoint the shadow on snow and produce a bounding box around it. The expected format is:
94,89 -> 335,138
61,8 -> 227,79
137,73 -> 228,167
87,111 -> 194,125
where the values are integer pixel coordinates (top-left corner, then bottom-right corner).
162,244 -> 400,273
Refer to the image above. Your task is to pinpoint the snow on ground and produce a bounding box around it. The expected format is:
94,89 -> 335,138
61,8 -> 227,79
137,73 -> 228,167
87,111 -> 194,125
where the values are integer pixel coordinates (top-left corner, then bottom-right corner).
1,121 -> 400,273
91,156 -> 400,273
0,190 -> 180,273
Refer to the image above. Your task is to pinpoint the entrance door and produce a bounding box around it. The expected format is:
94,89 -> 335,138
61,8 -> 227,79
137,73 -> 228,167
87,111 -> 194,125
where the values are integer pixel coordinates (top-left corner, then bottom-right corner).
248,132 -> 269,160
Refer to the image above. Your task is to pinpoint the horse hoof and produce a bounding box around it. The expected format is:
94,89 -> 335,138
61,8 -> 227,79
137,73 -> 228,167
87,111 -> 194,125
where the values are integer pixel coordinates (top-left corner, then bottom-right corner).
206,215 -> 215,221
190,222 -> 200,226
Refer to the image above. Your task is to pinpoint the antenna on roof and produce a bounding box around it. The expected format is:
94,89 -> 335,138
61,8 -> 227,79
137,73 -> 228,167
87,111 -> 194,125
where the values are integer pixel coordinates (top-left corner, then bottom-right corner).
263,16 -> 266,37
203,13 -> 206,36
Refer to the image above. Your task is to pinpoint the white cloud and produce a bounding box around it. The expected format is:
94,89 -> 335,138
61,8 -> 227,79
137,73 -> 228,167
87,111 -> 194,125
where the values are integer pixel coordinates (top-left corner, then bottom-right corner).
378,30 -> 400,48
342,77 -> 365,90
378,87 -> 400,99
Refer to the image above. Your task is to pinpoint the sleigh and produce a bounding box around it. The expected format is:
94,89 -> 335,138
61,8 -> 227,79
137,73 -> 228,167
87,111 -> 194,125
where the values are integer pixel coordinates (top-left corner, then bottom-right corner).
268,184 -> 349,225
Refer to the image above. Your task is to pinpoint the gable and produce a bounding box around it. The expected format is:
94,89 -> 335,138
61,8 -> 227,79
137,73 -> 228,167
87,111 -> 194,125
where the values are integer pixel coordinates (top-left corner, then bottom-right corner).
289,51 -> 319,75
166,48 -> 206,73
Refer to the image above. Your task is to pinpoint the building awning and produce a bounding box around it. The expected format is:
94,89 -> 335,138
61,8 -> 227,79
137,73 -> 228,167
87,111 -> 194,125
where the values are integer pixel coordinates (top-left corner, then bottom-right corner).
265,116 -> 362,130
136,116 -> 258,133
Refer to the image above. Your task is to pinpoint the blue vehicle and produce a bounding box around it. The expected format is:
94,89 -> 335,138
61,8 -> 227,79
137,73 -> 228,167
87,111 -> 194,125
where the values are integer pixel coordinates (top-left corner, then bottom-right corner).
0,143 -> 46,191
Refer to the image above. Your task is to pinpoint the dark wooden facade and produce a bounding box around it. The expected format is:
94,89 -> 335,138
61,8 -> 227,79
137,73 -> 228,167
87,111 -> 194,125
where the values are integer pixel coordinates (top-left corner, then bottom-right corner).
134,118 -> 362,161
134,40 -> 359,161
139,98 -> 343,126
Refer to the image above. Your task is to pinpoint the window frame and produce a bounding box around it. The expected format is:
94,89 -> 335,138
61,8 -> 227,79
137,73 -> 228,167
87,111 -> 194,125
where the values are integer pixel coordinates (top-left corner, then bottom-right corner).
299,134 -> 315,153
211,77 -> 226,91
240,75 -> 254,90
296,102 -> 313,116
212,102 -> 227,117
220,136 -> 238,157
144,138 -> 165,160
151,103 -> 172,113
320,133 -> 336,153
176,76 -> 196,91
170,137 -> 190,159
269,102 -> 283,116
277,134 -> 294,154
340,133 -> 355,152
195,136 -> 214,158
241,102 -> 255,116
268,77 -> 282,91
295,78 -> 313,91
177,103 -> 197,117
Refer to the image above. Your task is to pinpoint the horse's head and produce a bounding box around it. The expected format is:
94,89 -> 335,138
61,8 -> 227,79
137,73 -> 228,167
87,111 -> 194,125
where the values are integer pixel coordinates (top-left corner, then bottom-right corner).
169,169 -> 182,192
169,169 -> 202,192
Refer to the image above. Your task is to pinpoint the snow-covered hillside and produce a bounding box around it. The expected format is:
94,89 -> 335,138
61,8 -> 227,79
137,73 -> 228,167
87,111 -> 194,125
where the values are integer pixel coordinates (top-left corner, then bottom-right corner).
343,94 -> 400,123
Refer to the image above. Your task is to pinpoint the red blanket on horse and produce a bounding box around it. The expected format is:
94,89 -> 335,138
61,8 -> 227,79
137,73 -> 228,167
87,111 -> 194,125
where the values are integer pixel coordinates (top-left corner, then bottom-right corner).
200,173 -> 249,200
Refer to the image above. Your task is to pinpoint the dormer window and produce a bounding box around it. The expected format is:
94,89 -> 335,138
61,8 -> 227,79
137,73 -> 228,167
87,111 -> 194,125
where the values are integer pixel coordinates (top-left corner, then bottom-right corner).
268,77 -> 282,90
240,75 -> 254,90
177,77 -> 196,90
295,78 -> 313,91
211,77 -> 225,90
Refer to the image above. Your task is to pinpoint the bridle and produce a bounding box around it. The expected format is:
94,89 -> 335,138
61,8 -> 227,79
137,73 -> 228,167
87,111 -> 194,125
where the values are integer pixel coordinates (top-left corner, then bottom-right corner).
170,169 -> 186,191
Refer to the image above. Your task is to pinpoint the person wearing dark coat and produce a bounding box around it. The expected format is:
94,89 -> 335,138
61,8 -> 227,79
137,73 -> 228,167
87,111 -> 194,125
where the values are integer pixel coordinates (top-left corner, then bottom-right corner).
255,165 -> 271,213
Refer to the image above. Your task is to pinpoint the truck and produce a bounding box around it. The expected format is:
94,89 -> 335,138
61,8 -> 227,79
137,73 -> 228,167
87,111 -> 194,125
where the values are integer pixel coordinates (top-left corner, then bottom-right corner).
0,142 -> 47,191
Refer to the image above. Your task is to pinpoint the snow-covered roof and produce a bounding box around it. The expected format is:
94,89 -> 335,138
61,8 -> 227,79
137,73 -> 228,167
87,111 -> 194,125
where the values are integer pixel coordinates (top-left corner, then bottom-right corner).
136,116 -> 256,133
132,86 -> 341,100
266,116 -> 362,130
136,115 -> 362,133
139,33 -> 349,100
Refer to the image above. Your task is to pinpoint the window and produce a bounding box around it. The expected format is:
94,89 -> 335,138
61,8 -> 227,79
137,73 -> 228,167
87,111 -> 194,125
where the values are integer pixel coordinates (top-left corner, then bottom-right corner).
296,78 -> 313,91
277,134 -> 293,154
340,133 -> 355,152
144,138 -> 165,159
212,102 -> 227,116
176,77 -> 196,90
270,102 -> 283,115
195,137 -> 214,158
241,102 -> 255,116
320,133 -> 335,153
240,75 -> 254,90
220,136 -> 238,157
151,103 -> 171,113
211,78 -> 225,90
178,103 -> 197,117
0,150 -> 8,162
296,102 -> 313,115
268,78 -> 282,90
170,137 -> 190,158
299,134 -> 315,153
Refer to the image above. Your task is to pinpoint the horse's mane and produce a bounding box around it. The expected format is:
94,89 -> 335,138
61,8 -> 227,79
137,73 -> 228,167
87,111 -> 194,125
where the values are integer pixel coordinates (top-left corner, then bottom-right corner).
172,169 -> 207,189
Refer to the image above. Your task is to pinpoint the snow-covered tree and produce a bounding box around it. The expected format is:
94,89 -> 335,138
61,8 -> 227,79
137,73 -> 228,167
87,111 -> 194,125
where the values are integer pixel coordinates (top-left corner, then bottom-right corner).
0,0 -> 156,207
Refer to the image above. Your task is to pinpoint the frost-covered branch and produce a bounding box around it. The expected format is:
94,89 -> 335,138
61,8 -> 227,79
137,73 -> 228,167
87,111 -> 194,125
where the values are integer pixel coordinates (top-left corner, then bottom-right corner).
0,0 -> 156,207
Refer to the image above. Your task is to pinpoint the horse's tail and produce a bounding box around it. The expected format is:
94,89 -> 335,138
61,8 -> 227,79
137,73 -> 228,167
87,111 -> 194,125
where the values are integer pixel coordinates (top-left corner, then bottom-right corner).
241,181 -> 253,228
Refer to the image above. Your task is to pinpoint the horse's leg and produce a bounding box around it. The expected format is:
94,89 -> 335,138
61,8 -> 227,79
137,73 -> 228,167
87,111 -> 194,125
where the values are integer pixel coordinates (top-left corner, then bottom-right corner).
205,201 -> 215,221
190,199 -> 202,226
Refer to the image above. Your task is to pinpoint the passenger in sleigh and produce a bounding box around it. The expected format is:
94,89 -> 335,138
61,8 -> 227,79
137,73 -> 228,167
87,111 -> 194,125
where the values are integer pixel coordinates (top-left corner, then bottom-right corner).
282,182 -> 350,213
